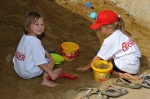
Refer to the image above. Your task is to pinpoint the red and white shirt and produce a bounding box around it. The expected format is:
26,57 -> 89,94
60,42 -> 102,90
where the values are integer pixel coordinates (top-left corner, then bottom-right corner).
13,34 -> 48,79
97,29 -> 141,74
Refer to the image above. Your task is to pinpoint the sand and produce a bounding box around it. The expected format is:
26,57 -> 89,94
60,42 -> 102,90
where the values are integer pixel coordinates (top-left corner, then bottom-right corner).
0,0 -> 150,99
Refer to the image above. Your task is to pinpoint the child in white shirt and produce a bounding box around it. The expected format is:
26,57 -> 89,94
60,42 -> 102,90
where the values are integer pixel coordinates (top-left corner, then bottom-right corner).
13,11 -> 62,87
76,10 -> 141,80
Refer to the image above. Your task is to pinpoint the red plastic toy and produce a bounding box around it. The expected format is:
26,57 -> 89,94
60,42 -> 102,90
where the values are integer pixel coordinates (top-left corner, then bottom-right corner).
47,73 -> 78,80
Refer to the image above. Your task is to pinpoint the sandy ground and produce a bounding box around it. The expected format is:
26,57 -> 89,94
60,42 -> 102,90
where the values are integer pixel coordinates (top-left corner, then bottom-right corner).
0,0 -> 150,99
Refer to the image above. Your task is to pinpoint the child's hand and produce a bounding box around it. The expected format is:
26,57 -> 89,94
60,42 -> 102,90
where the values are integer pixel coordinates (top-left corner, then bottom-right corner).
48,71 -> 58,80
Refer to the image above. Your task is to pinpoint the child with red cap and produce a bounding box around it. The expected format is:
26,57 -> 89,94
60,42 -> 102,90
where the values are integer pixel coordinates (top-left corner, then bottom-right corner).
76,10 -> 141,80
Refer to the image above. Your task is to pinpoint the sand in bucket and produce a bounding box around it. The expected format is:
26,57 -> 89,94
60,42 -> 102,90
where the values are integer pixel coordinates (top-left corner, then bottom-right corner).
91,60 -> 113,82
60,42 -> 80,61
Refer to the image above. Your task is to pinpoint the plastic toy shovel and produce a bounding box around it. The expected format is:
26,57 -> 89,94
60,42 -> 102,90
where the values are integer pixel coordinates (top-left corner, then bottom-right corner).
47,73 -> 78,80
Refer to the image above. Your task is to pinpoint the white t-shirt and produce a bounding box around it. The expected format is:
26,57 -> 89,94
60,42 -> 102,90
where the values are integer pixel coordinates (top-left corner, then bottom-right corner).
97,29 -> 141,74
13,34 -> 48,79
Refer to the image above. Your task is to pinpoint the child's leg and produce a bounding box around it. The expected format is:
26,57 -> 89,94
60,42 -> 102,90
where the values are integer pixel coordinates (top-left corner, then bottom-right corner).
41,72 -> 59,87
112,71 -> 141,80
53,68 -> 63,75
41,68 -> 62,87
111,59 -> 141,80
41,59 -> 62,87
46,58 -> 63,73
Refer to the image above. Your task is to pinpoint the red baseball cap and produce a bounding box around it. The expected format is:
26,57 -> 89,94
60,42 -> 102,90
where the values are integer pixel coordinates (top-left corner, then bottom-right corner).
90,10 -> 119,30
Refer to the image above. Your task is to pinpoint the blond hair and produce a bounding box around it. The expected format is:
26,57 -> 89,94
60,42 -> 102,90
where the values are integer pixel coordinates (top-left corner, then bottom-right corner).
104,16 -> 125,31
23,11 -> 44,34
104,16 -> 133,37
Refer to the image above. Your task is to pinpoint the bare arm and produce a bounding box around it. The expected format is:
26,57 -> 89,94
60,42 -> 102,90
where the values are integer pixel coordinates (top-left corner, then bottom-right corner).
39,64 -> 52,74
75,55 -> 102,71
85,55 -> 102,69
39,51 -> 57,80
92,55 -> 102,62
45,50 -> 55,68
45,50 -> 51,58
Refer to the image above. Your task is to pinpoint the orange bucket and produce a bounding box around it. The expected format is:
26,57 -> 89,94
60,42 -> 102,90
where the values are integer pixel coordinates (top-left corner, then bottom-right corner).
60,42 -> 80,61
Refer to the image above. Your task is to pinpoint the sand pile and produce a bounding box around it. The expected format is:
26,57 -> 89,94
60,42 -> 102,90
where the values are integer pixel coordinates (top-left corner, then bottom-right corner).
0,0 -> 150,99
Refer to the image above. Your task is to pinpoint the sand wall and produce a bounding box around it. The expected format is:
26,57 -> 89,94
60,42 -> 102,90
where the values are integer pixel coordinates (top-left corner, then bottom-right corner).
111,0 -> 150,29
54,0 -> 150,68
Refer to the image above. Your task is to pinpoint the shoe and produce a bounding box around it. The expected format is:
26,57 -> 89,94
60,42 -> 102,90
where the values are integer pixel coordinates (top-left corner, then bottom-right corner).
140,73 -> 150,88
101,86 -> 128,98
112,78 -> 142,89
76,87 -> 99,99
141,79 -> 150,88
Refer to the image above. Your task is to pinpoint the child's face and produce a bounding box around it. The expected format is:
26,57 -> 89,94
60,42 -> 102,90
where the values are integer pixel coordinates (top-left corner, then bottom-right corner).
28,17 -> 45,36
99,26 -> 113,35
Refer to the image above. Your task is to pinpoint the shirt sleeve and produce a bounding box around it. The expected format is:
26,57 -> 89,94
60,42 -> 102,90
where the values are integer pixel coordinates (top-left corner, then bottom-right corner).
97,39 -> 115,60
30,38 -> 48,66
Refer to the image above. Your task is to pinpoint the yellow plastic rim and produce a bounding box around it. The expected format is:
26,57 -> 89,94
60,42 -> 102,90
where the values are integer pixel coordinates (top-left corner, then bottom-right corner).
61,42 -> 79,51
91,60 -> 113,72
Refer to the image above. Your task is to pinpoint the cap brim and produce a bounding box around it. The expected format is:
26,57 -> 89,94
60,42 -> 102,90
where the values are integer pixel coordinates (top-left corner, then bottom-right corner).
90,22 -> 102,30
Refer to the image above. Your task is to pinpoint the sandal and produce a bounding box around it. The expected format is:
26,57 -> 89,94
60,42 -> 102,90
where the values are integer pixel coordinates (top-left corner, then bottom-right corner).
76,87 -> 99,99
101,86 -> 128,98
76,87 -> 108,99
88,92 -> 109,99
87,91 -> 102,99
112,78 -> 142,89
141,79 -> 150,88
139,73 -> 150,79
139,73 -> 150,88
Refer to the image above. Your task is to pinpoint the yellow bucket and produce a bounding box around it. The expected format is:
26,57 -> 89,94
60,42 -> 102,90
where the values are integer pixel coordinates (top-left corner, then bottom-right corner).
60,42 -> 80,61
91,60 -> 113,82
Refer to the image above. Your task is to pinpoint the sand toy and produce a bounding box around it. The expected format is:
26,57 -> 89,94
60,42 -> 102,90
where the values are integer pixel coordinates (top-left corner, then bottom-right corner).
91,60 -> 113,82
85,2 -> 94,9
60,42 -> 80,61
47,73 -> 78,80
50,53 -> 64,64
90,12 -> 97,20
